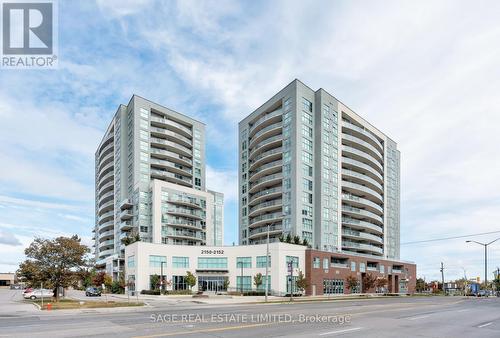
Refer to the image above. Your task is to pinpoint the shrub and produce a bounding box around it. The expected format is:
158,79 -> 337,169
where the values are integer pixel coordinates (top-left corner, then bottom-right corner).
141,290 -> 160,295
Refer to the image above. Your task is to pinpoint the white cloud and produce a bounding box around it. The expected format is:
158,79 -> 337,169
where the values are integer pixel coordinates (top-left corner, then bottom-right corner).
0,230 -> 21,246
206,165 -> 238,203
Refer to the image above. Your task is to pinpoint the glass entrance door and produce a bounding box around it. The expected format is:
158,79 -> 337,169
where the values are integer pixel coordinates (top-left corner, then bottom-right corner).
198,276 -> 227,292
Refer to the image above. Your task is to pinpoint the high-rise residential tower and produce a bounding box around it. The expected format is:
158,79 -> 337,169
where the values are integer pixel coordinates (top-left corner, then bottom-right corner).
238,80 -> 400,259
94,95 -> 224,278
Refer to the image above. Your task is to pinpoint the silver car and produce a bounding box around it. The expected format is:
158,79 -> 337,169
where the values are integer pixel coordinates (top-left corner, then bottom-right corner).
23,289 -> 54,300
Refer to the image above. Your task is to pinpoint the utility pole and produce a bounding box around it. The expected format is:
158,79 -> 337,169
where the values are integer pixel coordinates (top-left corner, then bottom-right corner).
440,262 -> 445,292
466,238 -> 500,291
265,222 -> 270,302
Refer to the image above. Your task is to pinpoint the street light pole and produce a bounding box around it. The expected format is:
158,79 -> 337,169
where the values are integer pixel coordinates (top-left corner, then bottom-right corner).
466,237 -> 500,290
160,261 -> 166,293
265,222 -> 270,302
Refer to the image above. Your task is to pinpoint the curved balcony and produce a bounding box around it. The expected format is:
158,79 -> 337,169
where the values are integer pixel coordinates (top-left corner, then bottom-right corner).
342,157 -> 383,183
342,228 -> 384,245
341,169 -> 383,194
163,219 -> 203,231
97,161 -> 114,181
249,173 -> 282,194
150,148 -> 192,167
248,224 -> 283,240
342,120 -> 383,153
342,241 -> 383,255
97,170 -> 114,190
97,134 -> 114,157
342,193 -> 383,215
168,196 -> 203,209
150,116 -> 192,138
248,134 -> 283,160
249,211 -> 283,229
342,205 -> 383,225
151,137 -> 192,158
248,159 -> 282,183
120,199 -> 133,210
249,147 -> 283,172
342,145 -> 383,174
98,239 -> 114,251
98,224 -> 114,237
98,191 -> 114,207
342,217 -> 383,235
342,133 -> 383,163
150,126 -> 192,148
167,207 -> 204,220
150,158 -> 193,177
98,200 -> 114,217
248,199 -> 283,218
249,108 -> 282,137
151,169 -> 192,187
120,209 -> 133,220
98,151 -> 114,171
98,248 -> 114,259
99,228 -> 114,240
98,180 -> 114,197
249,187 -> 282,206
342,180 -> 383,204
248,121 -> 282,150
167,231 -> 204,241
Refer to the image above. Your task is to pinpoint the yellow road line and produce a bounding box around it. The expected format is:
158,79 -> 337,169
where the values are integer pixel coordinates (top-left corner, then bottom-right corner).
133,322 -> 275,338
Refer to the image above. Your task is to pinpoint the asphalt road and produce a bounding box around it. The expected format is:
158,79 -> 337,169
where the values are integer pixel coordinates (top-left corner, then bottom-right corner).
1,290 -> 499,338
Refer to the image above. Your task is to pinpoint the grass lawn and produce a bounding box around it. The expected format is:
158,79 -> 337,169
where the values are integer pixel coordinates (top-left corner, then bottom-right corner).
28,298 -> 144,310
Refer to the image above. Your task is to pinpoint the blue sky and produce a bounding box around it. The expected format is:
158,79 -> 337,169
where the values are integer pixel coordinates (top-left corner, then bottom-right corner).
1,0 -> 500,283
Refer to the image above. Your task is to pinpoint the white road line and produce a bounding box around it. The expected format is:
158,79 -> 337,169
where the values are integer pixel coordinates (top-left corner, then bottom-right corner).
407,314 -> 430,321
478,322 -> 493,328
319,327 -> 363,336
456,309 -> 469,312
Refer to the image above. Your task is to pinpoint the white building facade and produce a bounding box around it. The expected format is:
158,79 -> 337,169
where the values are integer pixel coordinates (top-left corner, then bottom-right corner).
125,242 -> 306,294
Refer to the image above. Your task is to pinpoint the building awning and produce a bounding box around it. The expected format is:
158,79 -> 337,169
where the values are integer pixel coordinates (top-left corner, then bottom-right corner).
195,269 -> 228,274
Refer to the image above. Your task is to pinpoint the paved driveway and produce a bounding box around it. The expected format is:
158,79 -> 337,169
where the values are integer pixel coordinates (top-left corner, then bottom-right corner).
0,289 -> 39,315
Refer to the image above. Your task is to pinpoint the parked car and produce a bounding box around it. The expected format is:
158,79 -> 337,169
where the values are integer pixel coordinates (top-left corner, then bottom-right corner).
23,287 -> 33,295
476,290 -> 489,297
85,287 -> 102,297
23,289 -> 54,300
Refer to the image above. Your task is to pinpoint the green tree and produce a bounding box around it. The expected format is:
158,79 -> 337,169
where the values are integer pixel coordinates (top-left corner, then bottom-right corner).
293,236 -> 301,244
17,235 -> 89,300
254,273 -> 263,290
150,274 -> 160,290
223,278 -> 230,290
296,270 -> 308,292
285,234 -> 292,243
122,232 -> 141,246
375,277 -> 388,293
302,238 -> 308,247
346,275 -> 359,294
278,235 -> 284,242
185,271 -> 196,291
416,278 -> 426,292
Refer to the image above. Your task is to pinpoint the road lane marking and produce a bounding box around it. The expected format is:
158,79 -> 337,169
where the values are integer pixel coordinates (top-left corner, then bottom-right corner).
478,322 -> 493,328
318,327 -> 362,336
407,314 -> 430,321
132,322 -> 275,338
456,309 -> 469,312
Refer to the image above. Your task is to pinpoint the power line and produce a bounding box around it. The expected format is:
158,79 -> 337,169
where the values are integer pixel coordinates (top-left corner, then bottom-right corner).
401,230 -> 500,245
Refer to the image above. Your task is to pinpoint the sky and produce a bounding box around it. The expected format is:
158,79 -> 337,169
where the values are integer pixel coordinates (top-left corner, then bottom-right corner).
1,0 -> 500,283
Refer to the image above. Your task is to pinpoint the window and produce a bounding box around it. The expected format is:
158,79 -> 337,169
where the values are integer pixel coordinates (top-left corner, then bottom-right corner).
236,257 -> 251,268
302,218 -> 313,230
380,265 -> 385,274
323,258 -> 329,270
302,125 -> 312,138
313,257 -> 320,269
302,98 -> 312,112
302,138 -> 313,152
286,256 -> 299,268
302,111 -> 312,125
127,256 -> 135,268
323,279 -> 344,294
257,275 -> 271,291
198,257 -> 227,269
256,256 -> 271,268
360,262 -> 366,273
302,192 -> 312,204
351,261 -> 356,272
236,276 -> 252,291
301,151 -> 312,164
303,164 -> 313,177
149,255 -> 166,268
172,275 -> 187,290
172,256 -> 189,268
302,205 -> 312,217
140,108 -> 149,118
303,178 -> 312,191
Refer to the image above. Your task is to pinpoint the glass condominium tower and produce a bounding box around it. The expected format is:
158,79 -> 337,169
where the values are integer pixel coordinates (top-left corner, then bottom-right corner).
238,79 -> 400,260
94,95 -> 224,278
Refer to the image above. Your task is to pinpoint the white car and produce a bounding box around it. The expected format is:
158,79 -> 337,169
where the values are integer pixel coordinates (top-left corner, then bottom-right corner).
23,289 -> 53,300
